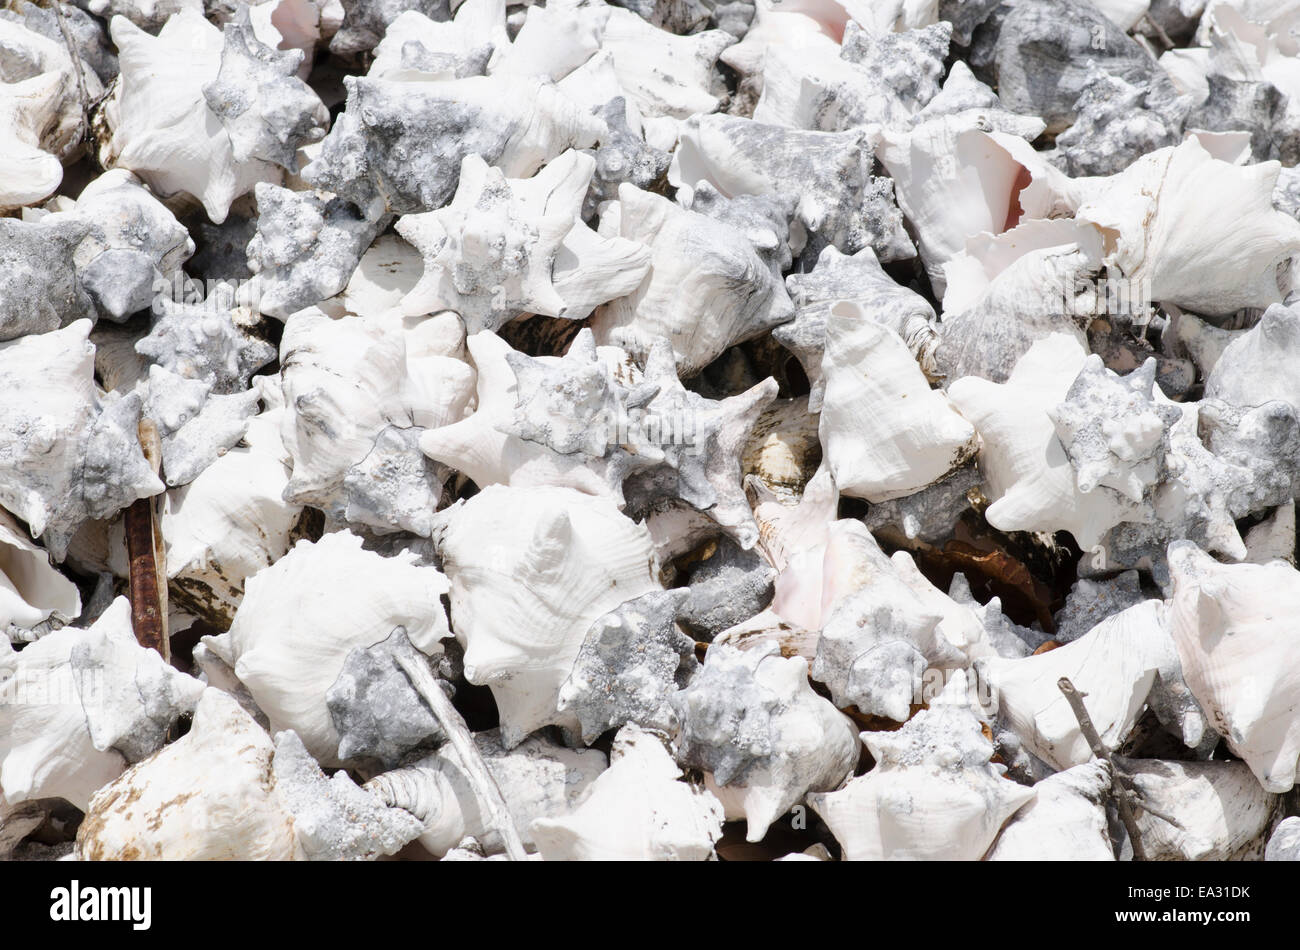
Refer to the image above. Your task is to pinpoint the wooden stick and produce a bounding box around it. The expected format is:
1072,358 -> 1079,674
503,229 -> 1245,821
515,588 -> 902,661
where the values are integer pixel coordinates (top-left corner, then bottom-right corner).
125,420 -> 168,661
42,0 -> 94,144
394,636 -> 528,861
1057,676 -> 1147,861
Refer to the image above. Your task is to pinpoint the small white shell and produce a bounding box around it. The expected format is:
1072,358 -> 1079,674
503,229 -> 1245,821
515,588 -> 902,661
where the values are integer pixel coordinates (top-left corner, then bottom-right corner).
530,723 -> 725,860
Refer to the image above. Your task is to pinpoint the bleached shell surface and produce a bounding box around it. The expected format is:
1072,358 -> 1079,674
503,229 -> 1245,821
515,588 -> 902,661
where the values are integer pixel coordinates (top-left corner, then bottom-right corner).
208,530 -> 450,763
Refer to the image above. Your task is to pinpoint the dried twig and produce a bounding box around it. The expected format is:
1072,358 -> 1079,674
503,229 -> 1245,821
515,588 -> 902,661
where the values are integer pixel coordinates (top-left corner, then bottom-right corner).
1142,13 -> 1176,53
1057,676 -> 1147,860
394,637 -> 529,861
125,420 -> 169,660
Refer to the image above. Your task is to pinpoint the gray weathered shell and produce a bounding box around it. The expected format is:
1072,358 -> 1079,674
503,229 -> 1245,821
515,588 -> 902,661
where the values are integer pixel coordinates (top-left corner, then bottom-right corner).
135,297 -> 277,396
557,588 -> 696,743
0,215 -> 93,342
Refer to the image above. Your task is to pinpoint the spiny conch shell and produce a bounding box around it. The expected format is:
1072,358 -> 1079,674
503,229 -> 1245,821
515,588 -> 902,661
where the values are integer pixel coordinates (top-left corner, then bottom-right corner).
875,118 -> 1076,297
368,2 -> 504,82
622,340 -> 779,549
396,151 -> 651,329
0,19 -> 103,210
0,320 -> 163,561
778,246 -> 937,413
1075,139 -> 1300,317
279,307 -> 472,531
589,182 -> 795,377
669,115 -> 912,261
366,729 -> 607,857
245,182 -> 383,320
978,600 -> 1209,773
301,74 -> 604,219
1119,758 -> 1280,861
671,640 -> 858,841
40,169 -> 195,323
142,366 -> 261,487
101,10 -> 326,224
819,306 -> 977,504
1048,356 -> 1183,506
163,379 -> 304,626
1,508 -> 81,643
432,484 -> 662,747
582,97 -> 671,218
751,21 -> 949,132
0,214 -> 93,342
597,7 -> 734,119
1167,541 -> 1300,792
556,589 -> 697,743
1200,304 -> 1300,488
808,671 -> 1035,861
202,530 -> 451,764
984,761 -> 1116,861
911,59 -> 1047,140
530,723 -> 725,860
934,220 -> 1103,383
810,542 -> 966,721
948,333 -> 1140,552
135,297 -> 278,395
1267,816 -> 1300,861
1050,68 -> 1184,177
974,0 -> 1178,134
0,598 -> 202,811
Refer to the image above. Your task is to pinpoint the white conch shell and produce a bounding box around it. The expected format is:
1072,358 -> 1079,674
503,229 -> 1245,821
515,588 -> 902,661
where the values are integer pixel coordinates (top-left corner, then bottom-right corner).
366,729 -> 606,857
530,723 -> 725,860
1076,138 -> 1300,316
980,600 -> 1202,772
205,530 -> 451,763
340,234 -> 426,320
1,509 -> 80,642
1167,541 -> 1300,792
78,689 -> 297,860
0,598 -> 202,811
669,115 -> 911,259
590,183 -> 795,376
101,11 -> 326,223
0,320 -> 164,561
397,150 -> 650,329
163,379 -> 304,625
0,19 -> 103,210
808,672 -> 1035,860
949,333 -> 1140,552
779,246 -> 936,412
419,329 -> 647,505
369,1 -> 506,82
675,641 -> 858,842
598,7 -> 735,119
985,761 -> 1116,861
1123,758 -> 1280,861
820,307 -> 977,503
490,0 -> 608,81
302,73 -> 603,218
49,169 -> 196,323
432,485 -> 662,747
1267,816 -> 1300,861
717,0 -> 841,93
874,118 -> 1071,295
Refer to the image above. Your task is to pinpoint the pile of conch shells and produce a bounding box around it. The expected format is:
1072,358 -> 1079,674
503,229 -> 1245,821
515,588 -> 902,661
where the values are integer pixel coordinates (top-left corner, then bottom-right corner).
5,0 -> 1300,863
